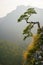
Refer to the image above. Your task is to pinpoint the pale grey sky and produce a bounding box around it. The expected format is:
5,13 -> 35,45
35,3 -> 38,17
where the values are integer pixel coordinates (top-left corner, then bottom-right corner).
0,0 -> 43,17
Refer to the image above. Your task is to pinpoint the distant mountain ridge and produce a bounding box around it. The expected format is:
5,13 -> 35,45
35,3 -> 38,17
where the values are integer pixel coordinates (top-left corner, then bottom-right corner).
0,5 -> 43,44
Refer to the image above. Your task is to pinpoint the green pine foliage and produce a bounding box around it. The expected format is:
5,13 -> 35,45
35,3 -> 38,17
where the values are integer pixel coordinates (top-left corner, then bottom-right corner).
18,8 -> 37,23
18,8 -> 37,40
24,8 -> 37,15
18,14 -> 28,22
23,23 -> 34,40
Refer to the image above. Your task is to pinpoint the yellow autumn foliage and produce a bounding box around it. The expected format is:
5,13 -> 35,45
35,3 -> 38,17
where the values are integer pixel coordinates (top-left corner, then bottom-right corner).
27,34 -> 40,50
23,34 -> 41,62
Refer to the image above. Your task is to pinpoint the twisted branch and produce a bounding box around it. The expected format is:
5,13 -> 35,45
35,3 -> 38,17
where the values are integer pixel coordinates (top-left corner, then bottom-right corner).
26,21 -> 40,29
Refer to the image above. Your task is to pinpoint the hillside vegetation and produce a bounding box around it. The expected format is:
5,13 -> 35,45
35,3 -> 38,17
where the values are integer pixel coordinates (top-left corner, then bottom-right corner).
0,40 -> 25,65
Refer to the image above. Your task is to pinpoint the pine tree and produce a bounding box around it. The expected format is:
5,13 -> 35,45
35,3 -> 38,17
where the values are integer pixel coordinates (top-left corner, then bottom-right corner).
18,8 -> 43,65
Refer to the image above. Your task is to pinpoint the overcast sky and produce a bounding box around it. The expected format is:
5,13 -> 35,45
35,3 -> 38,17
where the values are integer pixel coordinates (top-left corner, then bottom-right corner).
0,0 -> 43,17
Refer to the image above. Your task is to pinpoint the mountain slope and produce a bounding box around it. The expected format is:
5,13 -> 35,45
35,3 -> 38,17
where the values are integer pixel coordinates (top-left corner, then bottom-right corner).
0,5 -> 43,44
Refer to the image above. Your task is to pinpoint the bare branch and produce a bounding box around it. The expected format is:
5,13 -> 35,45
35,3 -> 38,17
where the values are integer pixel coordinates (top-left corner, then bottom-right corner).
26,21 -> 40,29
